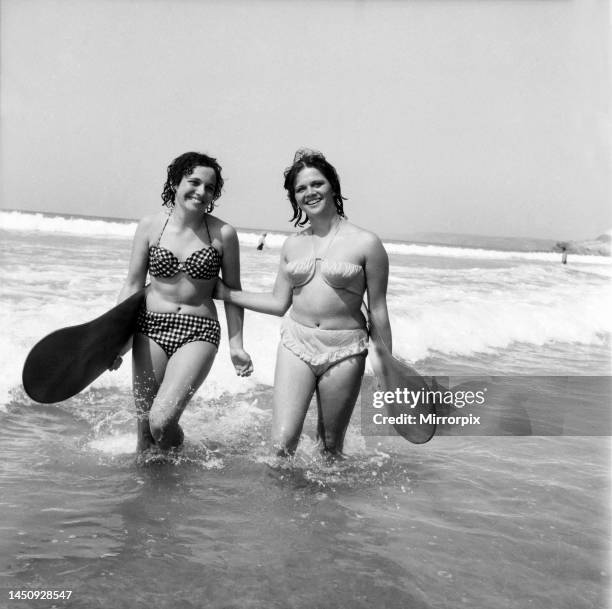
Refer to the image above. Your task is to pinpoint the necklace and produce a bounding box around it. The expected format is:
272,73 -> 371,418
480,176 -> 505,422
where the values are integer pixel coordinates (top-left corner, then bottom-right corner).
313,217 -> 343,260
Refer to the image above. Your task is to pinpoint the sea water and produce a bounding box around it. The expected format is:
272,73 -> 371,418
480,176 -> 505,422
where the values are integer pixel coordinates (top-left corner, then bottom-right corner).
0,211 -> 610,609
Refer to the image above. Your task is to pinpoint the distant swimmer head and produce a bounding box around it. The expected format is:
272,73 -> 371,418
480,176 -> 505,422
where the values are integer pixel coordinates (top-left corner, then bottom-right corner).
284,148 -> 347,227
161,152 -> 224,213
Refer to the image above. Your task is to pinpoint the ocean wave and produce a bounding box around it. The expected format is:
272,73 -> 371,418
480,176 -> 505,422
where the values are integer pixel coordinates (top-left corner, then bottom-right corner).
0,210 -> 292,249
2,210 -> 610,264
390,290 -> 611,364
4,284 -> 609,407
0,211 -> 137,239
385,242 -> 608,264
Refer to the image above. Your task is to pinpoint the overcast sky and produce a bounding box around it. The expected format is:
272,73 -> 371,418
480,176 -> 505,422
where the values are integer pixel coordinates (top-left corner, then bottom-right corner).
1,0 -> 609,240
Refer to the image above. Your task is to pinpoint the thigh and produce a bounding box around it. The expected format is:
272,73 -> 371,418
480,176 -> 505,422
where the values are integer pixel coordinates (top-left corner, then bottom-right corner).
132,332 -> 168,413
315,354 -> 366,452
271,343 -> 317,452
150,340 -> 218,425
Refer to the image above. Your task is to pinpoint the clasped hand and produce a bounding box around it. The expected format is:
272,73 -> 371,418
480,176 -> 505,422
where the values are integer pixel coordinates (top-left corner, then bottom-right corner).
231,348 -> 253,377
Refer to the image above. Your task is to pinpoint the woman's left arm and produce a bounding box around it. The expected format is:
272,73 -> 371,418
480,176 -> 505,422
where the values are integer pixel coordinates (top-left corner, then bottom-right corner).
220,223 -> 253,377
364,233 -> 392,352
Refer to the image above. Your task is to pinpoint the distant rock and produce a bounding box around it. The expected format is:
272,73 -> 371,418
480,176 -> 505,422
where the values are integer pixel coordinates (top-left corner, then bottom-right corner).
554,232 -> 611,256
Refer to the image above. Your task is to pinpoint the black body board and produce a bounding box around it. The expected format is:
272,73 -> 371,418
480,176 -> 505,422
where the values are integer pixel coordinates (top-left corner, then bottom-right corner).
22,290 -> 145,404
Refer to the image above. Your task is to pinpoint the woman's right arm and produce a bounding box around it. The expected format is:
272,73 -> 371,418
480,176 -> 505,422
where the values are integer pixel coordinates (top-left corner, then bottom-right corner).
215,243 -> 293,316
117,216 -> 152,303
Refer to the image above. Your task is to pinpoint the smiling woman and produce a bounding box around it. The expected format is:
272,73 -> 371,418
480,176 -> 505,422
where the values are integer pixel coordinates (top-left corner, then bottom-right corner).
116,151 -> 253,453
214,149 -> 392,457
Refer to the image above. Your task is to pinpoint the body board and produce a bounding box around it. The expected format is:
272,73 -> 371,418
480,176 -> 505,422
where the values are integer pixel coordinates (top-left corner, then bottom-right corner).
367,325 -> 437,444
22,290 -> 145,404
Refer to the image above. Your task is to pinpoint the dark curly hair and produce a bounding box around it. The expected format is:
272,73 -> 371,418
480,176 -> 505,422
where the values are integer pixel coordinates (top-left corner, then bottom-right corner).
283,148 -> 347,227
161,152 -> 224,213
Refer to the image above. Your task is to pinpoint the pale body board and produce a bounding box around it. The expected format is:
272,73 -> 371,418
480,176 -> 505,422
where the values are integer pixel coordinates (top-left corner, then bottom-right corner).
367,326 -> 437,444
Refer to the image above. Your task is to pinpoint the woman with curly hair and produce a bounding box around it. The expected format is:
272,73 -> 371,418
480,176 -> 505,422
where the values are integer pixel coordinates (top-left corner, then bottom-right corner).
117,151 -> 252,452
215,149 -> 392,457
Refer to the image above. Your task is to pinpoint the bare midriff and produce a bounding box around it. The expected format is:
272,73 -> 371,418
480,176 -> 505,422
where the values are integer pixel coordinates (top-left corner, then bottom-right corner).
145,276 -> 218,318
290,276 -> 366,330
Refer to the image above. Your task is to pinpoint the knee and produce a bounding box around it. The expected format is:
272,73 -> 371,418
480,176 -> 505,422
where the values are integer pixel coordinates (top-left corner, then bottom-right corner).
148,412 -> 168,443
148,410 -> 180,446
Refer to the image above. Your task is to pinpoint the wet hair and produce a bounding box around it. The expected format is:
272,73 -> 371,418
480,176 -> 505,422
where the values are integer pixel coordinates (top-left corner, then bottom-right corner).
283,148 -> 347,227
161,152 -> 224,213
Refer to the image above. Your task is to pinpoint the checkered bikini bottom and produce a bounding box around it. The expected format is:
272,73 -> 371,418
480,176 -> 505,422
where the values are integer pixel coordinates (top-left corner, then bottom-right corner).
136,308 -> 221,357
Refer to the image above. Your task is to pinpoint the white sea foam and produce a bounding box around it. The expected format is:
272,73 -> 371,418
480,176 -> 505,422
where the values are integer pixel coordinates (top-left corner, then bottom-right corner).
3,210 -> 609,264
388,263 -> 612,362
0,210 -> 138,239
384,242 -> 608,264
88,432 -> 135,455
391,291 -> 611,363
2,292 -> 281,405
2,210 -> 610,406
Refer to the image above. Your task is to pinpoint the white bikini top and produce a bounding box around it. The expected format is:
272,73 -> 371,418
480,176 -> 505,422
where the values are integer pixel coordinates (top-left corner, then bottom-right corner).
285,221 -> 365,296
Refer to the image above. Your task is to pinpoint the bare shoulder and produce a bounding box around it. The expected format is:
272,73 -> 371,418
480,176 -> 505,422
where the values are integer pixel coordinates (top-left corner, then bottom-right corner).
283,229 -> 311,259
342,221 -> 384,253
206,213 -> 236,237
206,215 -> 240,263
136,210 -> 169,241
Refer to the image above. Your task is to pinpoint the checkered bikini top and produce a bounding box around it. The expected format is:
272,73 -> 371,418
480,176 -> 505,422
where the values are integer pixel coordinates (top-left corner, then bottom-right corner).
148,214 -> 221,280
285,219 -> 365,296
